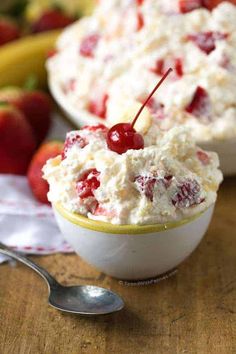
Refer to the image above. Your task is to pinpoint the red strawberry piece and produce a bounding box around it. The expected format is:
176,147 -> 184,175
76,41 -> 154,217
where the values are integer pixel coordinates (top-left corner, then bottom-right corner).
93,204 -> 107,216
80,34 -> 100,58
203,0 -> 236,10
81,124 -> 108,132
163,175 -> 173,188
179,0 -> 203,13
62,132 -> 87,160
0,88 -> 52,144
150,59 -> 165,76
175,58 -> 184,77
197,150 -> 210,165
150,58 -> 183,77
63,79 -> 76,94
218,53 -> 231,70
76,169 -> 100,199
88,93 -> 109,119
93,204 -> 116,217
0,105 -> 37,175
27,141 -> 63,204
185,86 -> 211,119
145,98 -> 166,120
187,31 -> 228,55
172,179 -> 204,208
46,48 -> 58,59
135,175 -> 157,201
135,174 -> 173,201
136,11 -> 144,31
31,9 -> 74,33
136,0 -> 144,5
0,17 -> 20,46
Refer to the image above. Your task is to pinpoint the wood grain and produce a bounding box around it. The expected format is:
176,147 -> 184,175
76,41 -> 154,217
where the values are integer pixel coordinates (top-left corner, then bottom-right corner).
0,177 -> 235,354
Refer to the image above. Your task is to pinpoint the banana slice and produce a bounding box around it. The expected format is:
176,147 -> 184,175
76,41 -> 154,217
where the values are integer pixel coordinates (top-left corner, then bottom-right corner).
107,99 -> 152,135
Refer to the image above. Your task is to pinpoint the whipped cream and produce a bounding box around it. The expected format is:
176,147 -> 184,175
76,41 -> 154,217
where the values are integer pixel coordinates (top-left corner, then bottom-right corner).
43,124 -> 222,225
47,1 -> 236,142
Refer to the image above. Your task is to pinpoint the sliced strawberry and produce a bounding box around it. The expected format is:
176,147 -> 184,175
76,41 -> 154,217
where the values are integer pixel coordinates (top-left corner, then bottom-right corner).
163,175 -> 173,188
150,58 -> 183,77
203,0 -> 236,10
82,124 -> 108,132
46,48 -> 58,59
218,54 -> 231,70
80,34 -> 100,58
172,179 -> 204,208
63,79 -> 76,94
150,59 -> 164,76
62,132 -> 87,160
93,204 -> 116,217
145,98 -> 166,120
135,175 -> 156,201
187,31 -> 228,55
135,174 -> 173,201
175,58 -> 184,77
136,0 -> 144,5
136,11 -> 144,31
76,169 -> 100,199
197,150 -> 210,165
185,86 -> 211,119
179,0 -> 203,13
88,94 -> 109,119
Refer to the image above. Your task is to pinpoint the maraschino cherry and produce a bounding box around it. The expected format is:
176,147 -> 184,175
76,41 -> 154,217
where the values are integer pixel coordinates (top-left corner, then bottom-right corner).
106,68 -> 173,154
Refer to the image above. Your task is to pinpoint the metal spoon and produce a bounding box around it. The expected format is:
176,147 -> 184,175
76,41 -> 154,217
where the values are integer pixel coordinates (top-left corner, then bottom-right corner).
0,243 -> 124,315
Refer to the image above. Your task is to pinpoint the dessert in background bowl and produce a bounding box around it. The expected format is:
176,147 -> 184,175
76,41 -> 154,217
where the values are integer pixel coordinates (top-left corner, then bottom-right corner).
47,0 -> 236,175
43,115 -> 222,278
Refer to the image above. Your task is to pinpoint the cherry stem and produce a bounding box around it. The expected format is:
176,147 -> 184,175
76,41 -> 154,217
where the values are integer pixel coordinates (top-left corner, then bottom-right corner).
131,68 -> 173,129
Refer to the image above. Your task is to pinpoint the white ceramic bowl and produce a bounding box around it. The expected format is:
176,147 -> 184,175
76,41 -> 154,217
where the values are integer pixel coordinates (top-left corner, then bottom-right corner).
53,203 -> 215,280
49,77 -> 236,176
200,139 -> 236,176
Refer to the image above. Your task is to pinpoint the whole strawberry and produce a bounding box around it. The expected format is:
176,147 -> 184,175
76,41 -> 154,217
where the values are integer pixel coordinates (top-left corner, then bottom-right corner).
27,141 -> 63,204
31,9 -> 74,33
0,104 -> 37,175
0,17 -> 20,46
0,87 -> 52,144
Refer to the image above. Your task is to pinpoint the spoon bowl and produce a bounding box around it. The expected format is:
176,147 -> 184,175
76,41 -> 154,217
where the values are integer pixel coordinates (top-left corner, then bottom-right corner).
48,284 -> 124,315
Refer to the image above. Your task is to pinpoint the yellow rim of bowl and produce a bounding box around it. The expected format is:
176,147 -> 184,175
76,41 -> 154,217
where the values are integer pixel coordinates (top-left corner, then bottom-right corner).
54,203 -> 207,235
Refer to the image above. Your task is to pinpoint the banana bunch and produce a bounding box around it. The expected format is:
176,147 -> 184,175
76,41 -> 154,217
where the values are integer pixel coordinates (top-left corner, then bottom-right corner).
0,30 -> 60,88
25,0 -> 96,22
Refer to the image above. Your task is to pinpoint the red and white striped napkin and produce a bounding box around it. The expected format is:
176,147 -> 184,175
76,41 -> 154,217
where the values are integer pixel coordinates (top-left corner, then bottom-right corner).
0,174 -> 73,263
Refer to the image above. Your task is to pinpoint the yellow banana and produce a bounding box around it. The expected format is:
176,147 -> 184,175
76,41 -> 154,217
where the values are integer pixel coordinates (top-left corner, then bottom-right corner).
0,30 -> 60,89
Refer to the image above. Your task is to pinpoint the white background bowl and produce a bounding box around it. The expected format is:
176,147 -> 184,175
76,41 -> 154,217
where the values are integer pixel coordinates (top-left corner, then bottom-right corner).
49,77 -> 236,176
53,204 -> 215,280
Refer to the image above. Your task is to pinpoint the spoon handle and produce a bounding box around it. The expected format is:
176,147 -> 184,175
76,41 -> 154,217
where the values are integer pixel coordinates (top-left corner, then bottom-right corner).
0,242 -> 59,289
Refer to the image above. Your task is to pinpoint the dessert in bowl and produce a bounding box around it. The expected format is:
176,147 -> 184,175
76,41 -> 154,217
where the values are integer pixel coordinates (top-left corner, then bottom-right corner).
47,0 -> 236,175
43,85 -> 223,279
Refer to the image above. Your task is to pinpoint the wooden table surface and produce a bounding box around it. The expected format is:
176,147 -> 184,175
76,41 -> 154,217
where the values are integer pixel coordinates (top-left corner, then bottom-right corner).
0,177 -> 235,354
